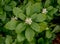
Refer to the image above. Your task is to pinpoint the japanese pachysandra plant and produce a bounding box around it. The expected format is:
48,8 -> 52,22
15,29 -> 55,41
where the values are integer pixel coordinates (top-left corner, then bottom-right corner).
4,0 -> 58,44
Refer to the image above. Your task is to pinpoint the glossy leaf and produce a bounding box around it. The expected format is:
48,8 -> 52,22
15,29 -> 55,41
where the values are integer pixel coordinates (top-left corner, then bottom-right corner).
39,22 -> 47,32
31,13 -> 37,20
4,5 -> 12,11
48,8 -> 58,16
57,0 -> 60,5
25,27 -> 35,42
13,7 -> 26,20
31,22 -> 40,33
4,19 -> 18,30
17,34 -> 25,42
52,25 -> 60,33
26,1 -> 32,16
9,1 -> 17,8
15,23 -> 26,34
44,0 -> 51,7
46,30 -> 52,38
35,13 -> 46,22
38,38 -> 44,44
0,12 -> 6,21
5,35 -> 12,44
31,2 -> 42,13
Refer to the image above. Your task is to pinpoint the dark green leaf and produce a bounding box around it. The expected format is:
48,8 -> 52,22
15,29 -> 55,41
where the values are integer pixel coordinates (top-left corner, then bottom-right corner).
38,38 -> 44,44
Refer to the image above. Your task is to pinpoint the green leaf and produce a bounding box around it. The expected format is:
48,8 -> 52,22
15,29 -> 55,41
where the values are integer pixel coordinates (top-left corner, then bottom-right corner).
17,33 -> 25,42
44,0 -> 51,7
0,8 -> 3,14
26,2 -> 32,16
0,37 -> 5,44
15,23 -> 26,34
52,25 -> 60,33
9,1 -> 17,8
13,7 -> 23,16
0,0 -> 5,6
57,0 -> 60,5
31,13 -> 37,20
39,22 -> 47,32
0,12 -> 6,21
38,38 -> 44,44
48,8 -> 58,16
35,13 -> 46,22
46,30 -> 52,38
47,6 -> 53,11
5,35 -> 12,44
31,2 -> 42,13
18,13 -> 26,20
25,27 -> 35,42
31,22 -> 40,33
13,7 -> 26,20
4,19 -> 18,30
4,5 -> 12,11
35,0 -> 41,2
5,0 -> 10,4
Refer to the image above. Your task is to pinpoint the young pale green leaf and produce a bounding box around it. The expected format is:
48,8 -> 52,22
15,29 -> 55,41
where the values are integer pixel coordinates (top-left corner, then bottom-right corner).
38,38 -> 44,44
13,7 -> 26,20
57,0 -> 60,5
5,35 -> 12,44
4,19 -> 18,30
44,0 -> 51,8
17,34 -> 25,42
39,22 -> 47,32
46,30 -> 52,38
31,22 -> 40,33
35,13 -> 46,22
31,2 -> 42,13
15,23 -> 26,34
25,27 -> 35,42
